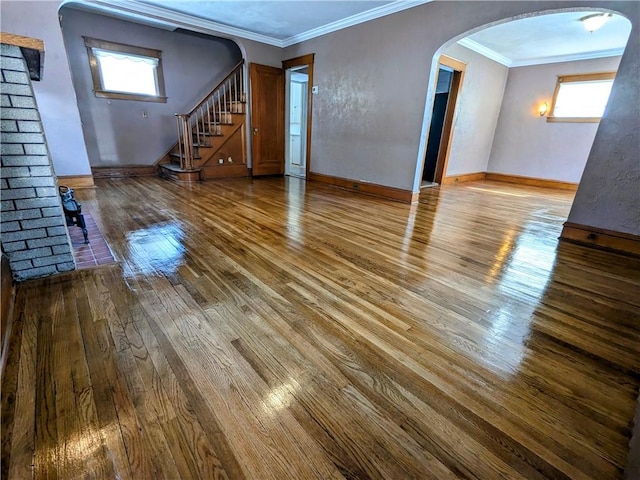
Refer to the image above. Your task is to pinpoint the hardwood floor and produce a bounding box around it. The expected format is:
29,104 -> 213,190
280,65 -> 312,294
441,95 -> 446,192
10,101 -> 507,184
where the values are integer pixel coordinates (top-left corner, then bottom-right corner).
2,177 -> 639,479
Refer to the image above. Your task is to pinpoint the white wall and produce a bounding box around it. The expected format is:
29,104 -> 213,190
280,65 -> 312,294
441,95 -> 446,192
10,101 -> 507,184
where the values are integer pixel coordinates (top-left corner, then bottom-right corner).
488,56 -> 622,183
441,43 -> 508,176
0,1 -> 92,176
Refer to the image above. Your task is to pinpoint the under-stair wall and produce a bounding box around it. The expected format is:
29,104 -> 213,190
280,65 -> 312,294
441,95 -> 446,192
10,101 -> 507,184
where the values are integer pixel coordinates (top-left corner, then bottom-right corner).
60,7 -> 242,170
161,116 -> 248,181
158,61 -> 249,182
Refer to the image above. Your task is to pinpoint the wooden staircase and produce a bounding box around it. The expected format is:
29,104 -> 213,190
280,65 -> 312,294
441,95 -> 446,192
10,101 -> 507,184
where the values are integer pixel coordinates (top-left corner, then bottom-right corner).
158,61 -> 249,182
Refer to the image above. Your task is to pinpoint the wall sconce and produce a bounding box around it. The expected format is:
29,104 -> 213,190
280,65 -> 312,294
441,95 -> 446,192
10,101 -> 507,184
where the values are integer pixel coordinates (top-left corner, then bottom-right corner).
538,102 -> 549,117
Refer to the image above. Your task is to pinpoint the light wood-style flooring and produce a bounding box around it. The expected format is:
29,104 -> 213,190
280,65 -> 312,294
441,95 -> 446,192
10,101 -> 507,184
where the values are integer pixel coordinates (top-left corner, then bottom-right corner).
2,177 -> 639,479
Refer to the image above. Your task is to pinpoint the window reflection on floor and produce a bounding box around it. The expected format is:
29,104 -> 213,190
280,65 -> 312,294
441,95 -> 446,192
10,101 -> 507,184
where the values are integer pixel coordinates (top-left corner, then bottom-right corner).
482,224 -> 558,376
286,177 -> 306,246
123,223 -> 185,277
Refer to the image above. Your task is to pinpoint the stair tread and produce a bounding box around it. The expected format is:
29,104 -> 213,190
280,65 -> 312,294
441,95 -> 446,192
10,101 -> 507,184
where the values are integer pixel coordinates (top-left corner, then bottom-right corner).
170,152 -> 202,159
160,163 -> 201,172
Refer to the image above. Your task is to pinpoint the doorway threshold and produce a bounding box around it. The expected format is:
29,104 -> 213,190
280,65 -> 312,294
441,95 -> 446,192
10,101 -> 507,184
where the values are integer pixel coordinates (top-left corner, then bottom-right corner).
421,181 -> 439,189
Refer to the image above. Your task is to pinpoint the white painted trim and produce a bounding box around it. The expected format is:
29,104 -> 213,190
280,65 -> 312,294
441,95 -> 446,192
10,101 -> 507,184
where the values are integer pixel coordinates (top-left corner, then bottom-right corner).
61,0 -> 283,46
458,37 -> 624,68
457,38 -> 513,67
62,0 -> 623,66
281,0 -> 433,47
61,0 -> 433,49
509,47 -> 625,67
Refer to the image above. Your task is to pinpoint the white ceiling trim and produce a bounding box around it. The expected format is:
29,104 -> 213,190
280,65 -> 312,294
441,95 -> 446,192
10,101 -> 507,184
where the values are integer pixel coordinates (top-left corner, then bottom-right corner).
458,34 -> 625,68
281,0 -> 432,47
457,38 -> 513,67
62,0 -> 433,48
62,0 -> 283,46
509,47 -> 625,67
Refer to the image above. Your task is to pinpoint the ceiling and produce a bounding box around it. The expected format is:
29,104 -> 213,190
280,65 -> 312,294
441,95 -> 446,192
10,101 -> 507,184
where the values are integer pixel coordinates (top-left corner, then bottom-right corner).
139,1 -> 393,40
458,11 -> 632,67
64,2 -> 631,65
64,0 -> 428,46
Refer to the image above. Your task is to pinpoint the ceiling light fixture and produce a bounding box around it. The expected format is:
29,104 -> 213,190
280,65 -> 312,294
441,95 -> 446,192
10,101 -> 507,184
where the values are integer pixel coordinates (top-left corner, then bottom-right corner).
581,13 -> 613,33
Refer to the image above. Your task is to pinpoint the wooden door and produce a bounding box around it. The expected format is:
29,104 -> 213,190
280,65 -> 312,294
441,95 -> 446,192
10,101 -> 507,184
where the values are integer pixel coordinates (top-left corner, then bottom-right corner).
250,63 -> 285,176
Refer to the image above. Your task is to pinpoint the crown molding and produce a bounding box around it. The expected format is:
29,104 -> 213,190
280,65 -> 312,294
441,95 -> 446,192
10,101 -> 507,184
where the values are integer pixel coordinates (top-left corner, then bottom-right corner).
60,0 -> 625,65
281,0 -> 432,47
61,0 -> 433,49
60,0 -> 283,46
458,36 -> 624,68
457,38 -> 513,67
510,47 -> 625,67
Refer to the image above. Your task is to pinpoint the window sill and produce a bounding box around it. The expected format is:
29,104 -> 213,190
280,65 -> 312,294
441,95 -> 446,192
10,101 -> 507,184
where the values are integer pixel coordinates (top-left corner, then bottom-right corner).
94,90 -> 167,103
546,116 -> 600,123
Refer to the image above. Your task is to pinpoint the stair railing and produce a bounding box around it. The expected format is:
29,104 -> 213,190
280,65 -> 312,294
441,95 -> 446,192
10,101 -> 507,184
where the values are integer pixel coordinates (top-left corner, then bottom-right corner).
174,60 -> 245,170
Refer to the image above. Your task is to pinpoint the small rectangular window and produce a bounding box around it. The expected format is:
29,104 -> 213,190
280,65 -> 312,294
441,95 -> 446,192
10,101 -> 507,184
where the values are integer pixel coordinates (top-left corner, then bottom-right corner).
548,72 -> 615,123
84,37 -> 167,103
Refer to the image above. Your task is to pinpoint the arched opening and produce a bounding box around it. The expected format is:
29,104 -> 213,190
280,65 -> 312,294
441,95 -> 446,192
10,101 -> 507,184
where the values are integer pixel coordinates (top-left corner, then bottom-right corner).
413,8 -> 632,194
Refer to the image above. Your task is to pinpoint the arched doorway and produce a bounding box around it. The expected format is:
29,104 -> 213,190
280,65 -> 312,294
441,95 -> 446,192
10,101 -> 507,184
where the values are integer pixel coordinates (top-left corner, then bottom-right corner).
413,8 -> 632,194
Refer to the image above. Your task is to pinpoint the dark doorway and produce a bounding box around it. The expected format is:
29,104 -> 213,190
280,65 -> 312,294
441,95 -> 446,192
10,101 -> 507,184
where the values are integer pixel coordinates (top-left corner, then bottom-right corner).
421,55 -> 465,187
423,67 -> 453,184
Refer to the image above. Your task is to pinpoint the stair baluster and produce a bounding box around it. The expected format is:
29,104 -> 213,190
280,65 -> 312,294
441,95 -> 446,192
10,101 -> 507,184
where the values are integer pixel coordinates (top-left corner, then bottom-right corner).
166,61 -> 245,178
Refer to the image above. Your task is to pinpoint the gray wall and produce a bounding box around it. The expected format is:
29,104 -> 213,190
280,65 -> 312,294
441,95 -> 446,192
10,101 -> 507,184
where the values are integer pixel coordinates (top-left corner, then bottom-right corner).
440,43 -> 508,177
284,0 -> 639,236
1,0 -> 638,237
60,7 -> 242,167
284,6 -> 432,190
568,24 -> 639,236
1,44 -> 76,281
0,1 -> 283,173
488,56 -> 622,183
0,1 -> 92,177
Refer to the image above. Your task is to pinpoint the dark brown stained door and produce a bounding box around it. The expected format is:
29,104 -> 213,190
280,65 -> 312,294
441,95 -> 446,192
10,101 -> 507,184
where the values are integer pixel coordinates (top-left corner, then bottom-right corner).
250,63 -> 285,176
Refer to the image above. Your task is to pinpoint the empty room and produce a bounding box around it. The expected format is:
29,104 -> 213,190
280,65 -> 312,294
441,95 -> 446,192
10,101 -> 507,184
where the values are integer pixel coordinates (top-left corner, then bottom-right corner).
1,1 -> 639,479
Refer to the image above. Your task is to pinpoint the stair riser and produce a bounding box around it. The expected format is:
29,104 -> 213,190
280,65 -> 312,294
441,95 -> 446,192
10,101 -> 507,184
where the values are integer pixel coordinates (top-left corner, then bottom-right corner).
162,62 -> 246,181
160,166 -> 201,183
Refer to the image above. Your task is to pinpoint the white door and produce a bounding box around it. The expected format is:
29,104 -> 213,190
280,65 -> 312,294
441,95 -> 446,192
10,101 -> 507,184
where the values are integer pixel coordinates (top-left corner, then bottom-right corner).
285,69 -> 308,178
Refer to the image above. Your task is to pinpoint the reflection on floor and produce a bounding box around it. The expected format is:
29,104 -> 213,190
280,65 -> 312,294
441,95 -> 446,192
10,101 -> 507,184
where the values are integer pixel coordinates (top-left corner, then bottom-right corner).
2,177 -> 639,480
68,212 -> 116,269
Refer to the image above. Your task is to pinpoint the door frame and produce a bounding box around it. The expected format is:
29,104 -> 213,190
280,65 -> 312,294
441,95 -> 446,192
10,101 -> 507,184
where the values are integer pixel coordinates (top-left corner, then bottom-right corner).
429,55 -> 466,184
284,70 -> 309,178
282,53 -> 315,178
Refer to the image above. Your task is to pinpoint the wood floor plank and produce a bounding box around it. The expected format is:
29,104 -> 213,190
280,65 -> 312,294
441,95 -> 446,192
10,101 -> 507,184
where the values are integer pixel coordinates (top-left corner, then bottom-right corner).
126,303 -> 231,480
2,177 -> 639,479
54,279 -> 113,479
76,271 -> 156,479
4,288 -> 36,480
73,274 -> 131,480
138,277 -> 342,480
